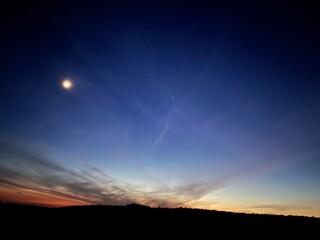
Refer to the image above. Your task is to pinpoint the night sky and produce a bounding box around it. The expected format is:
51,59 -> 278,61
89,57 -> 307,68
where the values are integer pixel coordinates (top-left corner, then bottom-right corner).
1,1 -> 319,216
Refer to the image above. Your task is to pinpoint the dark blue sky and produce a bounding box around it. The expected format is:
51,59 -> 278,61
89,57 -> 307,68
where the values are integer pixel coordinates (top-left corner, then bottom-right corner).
0,1 -> 319,216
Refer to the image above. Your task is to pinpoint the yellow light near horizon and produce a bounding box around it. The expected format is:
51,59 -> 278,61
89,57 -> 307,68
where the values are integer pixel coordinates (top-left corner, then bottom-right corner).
62,79 -> 73,90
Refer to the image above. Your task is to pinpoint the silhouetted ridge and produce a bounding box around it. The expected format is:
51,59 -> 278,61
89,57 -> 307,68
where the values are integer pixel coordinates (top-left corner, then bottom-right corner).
126,203 -> 151,209
1,202 -> 319,228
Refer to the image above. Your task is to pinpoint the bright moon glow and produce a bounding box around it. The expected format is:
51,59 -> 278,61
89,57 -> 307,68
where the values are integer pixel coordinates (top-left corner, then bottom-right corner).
62,79 -> 73,89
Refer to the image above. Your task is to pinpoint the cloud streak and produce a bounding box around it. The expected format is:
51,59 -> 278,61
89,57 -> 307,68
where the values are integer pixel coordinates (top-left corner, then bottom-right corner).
153,119 -> 171,147
0,140 -> 203,207
250,204 -> 310,212
153,107 -> 177,147
1,138 -> 314,210
0,140 -> 134,206
0,139 -> 248,208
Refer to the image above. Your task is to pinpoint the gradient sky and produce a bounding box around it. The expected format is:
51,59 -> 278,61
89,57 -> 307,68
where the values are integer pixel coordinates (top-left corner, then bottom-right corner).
1,1 -> 320,217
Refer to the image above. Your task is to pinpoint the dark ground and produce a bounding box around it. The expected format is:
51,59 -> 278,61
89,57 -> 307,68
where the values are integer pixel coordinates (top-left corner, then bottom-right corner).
0,203 -> 320,234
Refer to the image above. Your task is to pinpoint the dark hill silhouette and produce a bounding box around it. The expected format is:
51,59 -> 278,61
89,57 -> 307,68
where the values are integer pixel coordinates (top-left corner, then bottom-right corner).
1,202 -> 319,237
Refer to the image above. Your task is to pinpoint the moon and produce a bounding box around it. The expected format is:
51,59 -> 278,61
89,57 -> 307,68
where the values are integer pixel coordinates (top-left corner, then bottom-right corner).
61,79 -> 73,90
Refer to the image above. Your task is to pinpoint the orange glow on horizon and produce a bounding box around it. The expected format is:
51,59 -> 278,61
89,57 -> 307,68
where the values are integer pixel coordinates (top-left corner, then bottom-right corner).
1,186 -> 319,217
0,186 -> 89,207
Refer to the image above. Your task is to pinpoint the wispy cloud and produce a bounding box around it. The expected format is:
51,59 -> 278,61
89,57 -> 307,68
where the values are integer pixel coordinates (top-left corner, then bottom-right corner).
153,118 -> 171,147
0,140 -> 180,206
0,140 -> 134,205
249,204 -> 310,212
1,138 -> 315,210
153,107 -> 177,147
0,139 -> 243,207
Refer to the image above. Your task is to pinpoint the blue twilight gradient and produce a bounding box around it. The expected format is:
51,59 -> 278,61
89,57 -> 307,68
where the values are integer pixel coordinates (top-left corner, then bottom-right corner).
0,1 -> 319,216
